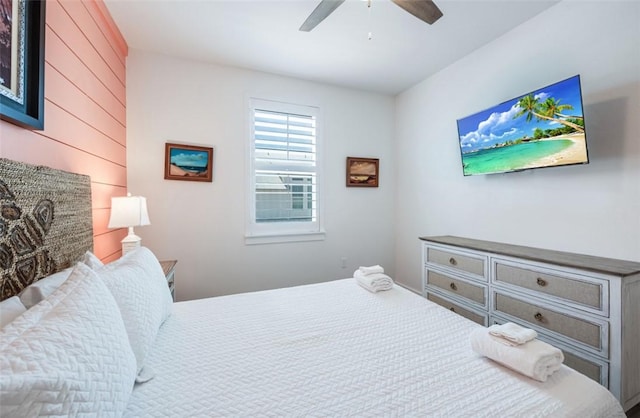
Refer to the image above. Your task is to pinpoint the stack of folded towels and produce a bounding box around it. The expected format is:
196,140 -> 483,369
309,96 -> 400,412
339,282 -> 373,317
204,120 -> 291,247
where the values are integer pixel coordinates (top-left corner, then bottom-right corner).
470,322 -> 564,382
354,265 -> 394,293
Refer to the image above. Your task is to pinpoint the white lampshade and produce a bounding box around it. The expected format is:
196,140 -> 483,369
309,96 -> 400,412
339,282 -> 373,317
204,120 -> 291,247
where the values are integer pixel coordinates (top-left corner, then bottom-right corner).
108,194 -> 150,255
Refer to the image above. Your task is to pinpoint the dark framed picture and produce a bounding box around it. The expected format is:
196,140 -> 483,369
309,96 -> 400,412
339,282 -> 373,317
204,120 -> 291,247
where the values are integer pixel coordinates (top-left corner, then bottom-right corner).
0,0 -> 46,130
346,157 -> 379,187
164,143 -> 214,182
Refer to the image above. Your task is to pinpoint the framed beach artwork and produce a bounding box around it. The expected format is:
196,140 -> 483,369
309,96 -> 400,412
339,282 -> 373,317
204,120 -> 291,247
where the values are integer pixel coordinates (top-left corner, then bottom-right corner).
346,157 -> 379,187
0,0 -> 46,130
164,143 -> 214,182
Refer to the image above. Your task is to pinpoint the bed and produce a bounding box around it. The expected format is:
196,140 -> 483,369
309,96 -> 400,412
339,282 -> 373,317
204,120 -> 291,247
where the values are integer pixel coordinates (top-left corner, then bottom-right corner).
0,158 -> 627,417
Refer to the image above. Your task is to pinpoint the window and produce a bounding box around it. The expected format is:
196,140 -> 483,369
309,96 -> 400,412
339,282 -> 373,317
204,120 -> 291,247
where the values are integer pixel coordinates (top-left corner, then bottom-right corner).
247,98 -> 323,244
291,177 -> 312,212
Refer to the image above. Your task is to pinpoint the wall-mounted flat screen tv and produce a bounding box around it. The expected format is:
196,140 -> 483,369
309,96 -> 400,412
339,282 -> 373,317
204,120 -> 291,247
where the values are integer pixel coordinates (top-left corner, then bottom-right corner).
456,75 -> 589,176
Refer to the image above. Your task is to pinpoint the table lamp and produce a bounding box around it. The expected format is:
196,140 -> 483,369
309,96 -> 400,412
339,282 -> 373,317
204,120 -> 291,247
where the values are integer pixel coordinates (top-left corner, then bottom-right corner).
108,193 -> 150,255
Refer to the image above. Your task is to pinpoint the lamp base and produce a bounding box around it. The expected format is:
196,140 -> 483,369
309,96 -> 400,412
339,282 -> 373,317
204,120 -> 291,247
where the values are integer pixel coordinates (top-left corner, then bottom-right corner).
121,227 -> 142,255
122,240 -> 141,255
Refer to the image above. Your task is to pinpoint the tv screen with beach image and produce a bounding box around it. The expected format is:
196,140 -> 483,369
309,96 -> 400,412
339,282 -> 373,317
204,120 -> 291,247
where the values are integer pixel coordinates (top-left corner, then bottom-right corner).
456,75 -> 588,176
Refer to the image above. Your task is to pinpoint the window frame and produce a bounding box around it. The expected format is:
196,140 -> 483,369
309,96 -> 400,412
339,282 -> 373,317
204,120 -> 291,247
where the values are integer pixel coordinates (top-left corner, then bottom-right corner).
246,97 -> 325,245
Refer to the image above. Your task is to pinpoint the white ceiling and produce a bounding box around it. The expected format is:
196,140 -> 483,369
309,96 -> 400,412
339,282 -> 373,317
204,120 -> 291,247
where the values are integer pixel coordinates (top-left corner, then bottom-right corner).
104,0 -> 558,95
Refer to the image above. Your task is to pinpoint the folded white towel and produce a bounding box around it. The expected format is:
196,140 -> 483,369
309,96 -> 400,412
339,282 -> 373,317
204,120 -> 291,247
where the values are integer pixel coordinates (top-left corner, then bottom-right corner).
357,265 -> 384,276
470,327 -> 564,382
488,322 -> 538,346
354,271 -> 394,292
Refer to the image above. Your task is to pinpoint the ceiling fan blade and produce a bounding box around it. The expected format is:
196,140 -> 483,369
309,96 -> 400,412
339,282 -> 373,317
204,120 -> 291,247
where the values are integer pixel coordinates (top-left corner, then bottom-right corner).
391,0 -> 443,25
299,0 -> 346,32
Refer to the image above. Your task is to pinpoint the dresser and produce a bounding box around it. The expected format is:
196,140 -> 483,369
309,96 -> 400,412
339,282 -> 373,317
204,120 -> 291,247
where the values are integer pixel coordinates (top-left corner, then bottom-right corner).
420,235 -> 640,411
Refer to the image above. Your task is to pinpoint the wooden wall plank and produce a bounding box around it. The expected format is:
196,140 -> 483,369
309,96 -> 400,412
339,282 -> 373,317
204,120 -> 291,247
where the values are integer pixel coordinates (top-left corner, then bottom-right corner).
57,0 -> 126,84
46,0 -> 125,105
0,125 -> 126,186
92,183 -> 126,209
85,0 -> 128,60
101,252 -> 122,264
93,207 -> 111,235
46,26 -> 126,125
46,63 -> 126,144
44,102 -> 126,165
94,229 -> 126,260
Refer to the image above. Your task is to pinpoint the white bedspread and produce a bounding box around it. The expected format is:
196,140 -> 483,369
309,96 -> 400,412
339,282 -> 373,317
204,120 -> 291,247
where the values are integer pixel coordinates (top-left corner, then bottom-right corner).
124,279 -> 624,417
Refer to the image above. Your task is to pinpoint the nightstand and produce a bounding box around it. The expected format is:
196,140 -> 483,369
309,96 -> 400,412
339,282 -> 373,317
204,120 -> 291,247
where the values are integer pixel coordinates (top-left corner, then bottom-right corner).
159,260 -> 177,301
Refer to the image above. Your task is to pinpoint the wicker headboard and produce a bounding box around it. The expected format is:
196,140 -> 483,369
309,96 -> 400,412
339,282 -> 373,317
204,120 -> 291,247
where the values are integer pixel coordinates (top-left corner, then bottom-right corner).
0,158 -> 93,301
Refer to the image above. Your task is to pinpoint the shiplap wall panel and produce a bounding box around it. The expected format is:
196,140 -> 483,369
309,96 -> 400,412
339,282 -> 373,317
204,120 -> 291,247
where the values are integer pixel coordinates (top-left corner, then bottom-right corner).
56,0 -> 126,84
101,251 -> 122,264
46,0 -> 126,104
0,0 -> 128,262
93,208 -> 112,235
44,101 -> 126,166
84,0 -> 127,66
94,229 -> 127,261
0,123 -> 126,185
46,26 -> 126,124
91,183 -> 126,209
46,64 -> 125,140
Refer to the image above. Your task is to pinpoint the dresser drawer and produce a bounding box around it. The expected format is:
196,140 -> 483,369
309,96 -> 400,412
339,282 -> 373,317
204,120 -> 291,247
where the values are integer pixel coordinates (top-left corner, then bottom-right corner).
563,350 -> 606,384
427,293 -> 487,326
494,262 -> 604,312
491,315 -> 606,385
426,247 -> 486,278
426,270 -> 486,306
493,292 -> 606,354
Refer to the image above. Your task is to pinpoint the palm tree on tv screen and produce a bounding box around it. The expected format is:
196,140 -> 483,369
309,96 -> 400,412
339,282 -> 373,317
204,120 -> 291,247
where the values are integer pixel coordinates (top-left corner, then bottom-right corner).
515,94 -> 584,133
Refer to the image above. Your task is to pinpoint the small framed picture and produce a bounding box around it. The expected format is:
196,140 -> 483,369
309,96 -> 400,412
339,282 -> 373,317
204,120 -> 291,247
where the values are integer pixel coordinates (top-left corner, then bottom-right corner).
164,143 -> 214,182
346,157 -> 379,187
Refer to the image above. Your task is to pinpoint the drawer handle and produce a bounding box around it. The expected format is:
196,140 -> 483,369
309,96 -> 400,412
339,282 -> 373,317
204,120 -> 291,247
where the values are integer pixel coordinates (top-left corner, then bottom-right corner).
536,278 -> 547,287
449,282 -> 458,291
449,307 -> 456,312
534,312 -> 545,322
449,257 -> 457,266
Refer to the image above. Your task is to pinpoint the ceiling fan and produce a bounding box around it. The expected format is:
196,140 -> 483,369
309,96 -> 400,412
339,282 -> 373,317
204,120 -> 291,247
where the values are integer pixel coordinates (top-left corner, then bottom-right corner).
299,0 -> 443,32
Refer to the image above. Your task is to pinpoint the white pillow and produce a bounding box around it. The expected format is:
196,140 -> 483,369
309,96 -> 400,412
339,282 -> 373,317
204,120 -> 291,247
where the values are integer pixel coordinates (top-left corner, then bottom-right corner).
19,267 -> 73,309
82,250 -> 105,269
0,296 -> 27,328
96,247 -> 173,374
0,262 -> 137,416
18,252 -> 105,309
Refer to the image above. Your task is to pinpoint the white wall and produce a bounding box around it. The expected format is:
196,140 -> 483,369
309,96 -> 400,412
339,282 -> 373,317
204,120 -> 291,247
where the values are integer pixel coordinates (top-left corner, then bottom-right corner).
395,1 -> 640,292
126,50 -> 396,301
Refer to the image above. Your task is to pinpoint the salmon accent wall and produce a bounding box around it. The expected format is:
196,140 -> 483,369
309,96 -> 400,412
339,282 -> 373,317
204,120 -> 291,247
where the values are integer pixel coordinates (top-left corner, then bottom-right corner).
0,0 -> 128,263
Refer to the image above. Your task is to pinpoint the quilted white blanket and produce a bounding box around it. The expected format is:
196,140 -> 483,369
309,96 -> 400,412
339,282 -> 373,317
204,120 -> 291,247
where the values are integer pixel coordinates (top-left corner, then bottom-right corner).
124,279 -> 624,417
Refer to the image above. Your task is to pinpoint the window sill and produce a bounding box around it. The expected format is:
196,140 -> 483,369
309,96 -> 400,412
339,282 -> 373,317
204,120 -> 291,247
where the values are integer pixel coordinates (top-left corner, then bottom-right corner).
245,231 -> 326,245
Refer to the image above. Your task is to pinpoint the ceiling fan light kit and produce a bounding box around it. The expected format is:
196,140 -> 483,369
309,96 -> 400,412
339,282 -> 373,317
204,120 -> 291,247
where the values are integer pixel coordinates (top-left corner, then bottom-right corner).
299,0 -> 443,32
